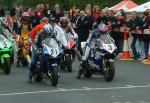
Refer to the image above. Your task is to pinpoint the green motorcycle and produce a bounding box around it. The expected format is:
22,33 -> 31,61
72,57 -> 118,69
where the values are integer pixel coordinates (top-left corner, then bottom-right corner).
0,31 -> 13,74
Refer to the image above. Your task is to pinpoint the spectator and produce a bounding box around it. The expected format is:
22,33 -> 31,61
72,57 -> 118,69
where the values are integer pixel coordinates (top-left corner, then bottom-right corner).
35,4 -> 45,19
92,5 -> 100,23
142,10 -> 150,29
96,9 -> 108,25
86,10 -> 94,30
85,4 -> 92,14
10,5 -> 16,17
29,9 -> 41,28
0,6 -> 5,17
13,16 -> 19,33
69,5 -> 77,23
131,11 -> 146,61
112,11 -> 126,53
76,10 -> 91,54
72,9 -> 80,32
51,4 -> 64,23
142,10 -> 150,57
44,4 -> 51,19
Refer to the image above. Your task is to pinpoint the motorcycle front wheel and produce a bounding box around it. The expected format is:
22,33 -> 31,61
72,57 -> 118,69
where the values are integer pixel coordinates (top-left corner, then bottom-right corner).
3,58 -> 11,74
103,62 -> 115,82
33,74 -> 42,82
21,57 -> 28,66
81,64 -> 92,78
10,52 -> 14,64
50,67 -> 59,87
66,62 -> 72,72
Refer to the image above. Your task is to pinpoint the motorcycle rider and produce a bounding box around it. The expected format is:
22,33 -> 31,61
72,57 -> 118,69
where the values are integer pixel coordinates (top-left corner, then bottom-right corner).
59,17 -> 79,60
76,23 -> 109,79
27,17 -> 48,69
29,17 -> 68,82
59,17 -> 78,39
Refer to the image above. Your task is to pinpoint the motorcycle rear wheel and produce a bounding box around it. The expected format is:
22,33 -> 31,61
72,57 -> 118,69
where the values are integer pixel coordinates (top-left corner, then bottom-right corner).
82,65 -> 92,78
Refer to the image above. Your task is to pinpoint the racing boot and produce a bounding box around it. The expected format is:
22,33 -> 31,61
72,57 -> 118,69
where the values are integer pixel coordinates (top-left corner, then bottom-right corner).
16,57 -> 20,67
28,63 -> 34,83
76,60 -> 86,79
16,49 -> 21,67
28,71 -> 32,83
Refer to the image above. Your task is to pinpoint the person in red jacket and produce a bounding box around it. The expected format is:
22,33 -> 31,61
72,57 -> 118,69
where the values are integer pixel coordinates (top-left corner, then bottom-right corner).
30,17 -> 49,41
92,5 -> 100,23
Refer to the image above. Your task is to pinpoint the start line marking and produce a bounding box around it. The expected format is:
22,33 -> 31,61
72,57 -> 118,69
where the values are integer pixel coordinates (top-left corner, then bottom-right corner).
0,85 -> 150,96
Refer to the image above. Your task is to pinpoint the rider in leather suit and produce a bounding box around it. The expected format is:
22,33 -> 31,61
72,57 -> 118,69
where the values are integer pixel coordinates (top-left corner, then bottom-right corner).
77,23 -> 108,79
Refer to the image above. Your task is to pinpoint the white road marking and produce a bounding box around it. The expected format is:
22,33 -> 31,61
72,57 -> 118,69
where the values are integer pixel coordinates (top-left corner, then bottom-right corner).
79,94 -> 85,96
126,85 -> 134,87
83,87 -> 90,90
0,85 -> 150,96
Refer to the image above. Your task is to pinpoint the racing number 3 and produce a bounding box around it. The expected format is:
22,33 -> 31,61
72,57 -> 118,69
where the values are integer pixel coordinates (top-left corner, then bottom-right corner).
108,45 -> 112,50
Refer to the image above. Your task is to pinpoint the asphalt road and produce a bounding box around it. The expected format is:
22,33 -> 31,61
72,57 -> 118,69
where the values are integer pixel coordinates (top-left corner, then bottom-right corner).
0,59 -> 150,103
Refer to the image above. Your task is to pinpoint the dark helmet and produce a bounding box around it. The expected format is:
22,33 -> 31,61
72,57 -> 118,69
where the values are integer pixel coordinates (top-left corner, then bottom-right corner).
50,17 -> 56,23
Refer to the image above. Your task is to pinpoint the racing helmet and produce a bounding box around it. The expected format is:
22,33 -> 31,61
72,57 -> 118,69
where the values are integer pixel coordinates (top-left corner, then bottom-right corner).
50,17 -> 56,23
97,23 -> 108,33
43,23 -> 52,34
21,12 -> 29,21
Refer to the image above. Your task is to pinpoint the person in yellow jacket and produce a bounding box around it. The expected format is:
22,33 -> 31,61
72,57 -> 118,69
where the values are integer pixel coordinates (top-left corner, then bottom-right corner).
16,18 -> 31,67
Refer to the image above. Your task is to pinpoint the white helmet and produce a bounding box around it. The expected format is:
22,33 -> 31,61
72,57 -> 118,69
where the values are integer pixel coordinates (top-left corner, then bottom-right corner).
44,24 -> 52,34
97,23 -> 108,32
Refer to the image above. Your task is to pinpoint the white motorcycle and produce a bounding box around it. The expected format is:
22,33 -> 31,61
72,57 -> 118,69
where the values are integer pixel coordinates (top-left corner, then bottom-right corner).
30,37 -> 61,86
80,30 -> 118,81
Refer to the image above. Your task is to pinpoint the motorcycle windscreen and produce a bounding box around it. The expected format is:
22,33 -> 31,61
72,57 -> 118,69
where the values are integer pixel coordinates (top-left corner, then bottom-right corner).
0,34 -> 6,42
42,38 -> 60,57
99,34 -> 116,54
66,33 -> 74,41
0,34 -> 11,49
66,33 -> 75,49
68,39 -> 75,49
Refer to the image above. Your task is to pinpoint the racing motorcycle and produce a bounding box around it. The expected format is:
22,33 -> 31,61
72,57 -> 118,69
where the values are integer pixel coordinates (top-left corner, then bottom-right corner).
16,36 -> 32,67
30,37 -> 61,86
80,30 -> 117,81
0,32 -> 13,74
60,32 -> 76,72
0,20 -> 15,64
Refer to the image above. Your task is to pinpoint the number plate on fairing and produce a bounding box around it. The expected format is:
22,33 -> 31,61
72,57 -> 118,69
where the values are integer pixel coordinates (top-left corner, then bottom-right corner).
0,35 -> 10,49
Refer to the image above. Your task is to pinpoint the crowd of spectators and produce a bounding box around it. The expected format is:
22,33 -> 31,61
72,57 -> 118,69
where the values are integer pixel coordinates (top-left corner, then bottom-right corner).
0,3 -> 150,61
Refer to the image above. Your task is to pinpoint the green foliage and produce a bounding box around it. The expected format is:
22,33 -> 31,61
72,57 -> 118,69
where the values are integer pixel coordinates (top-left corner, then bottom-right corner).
0,0 -> 149,11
